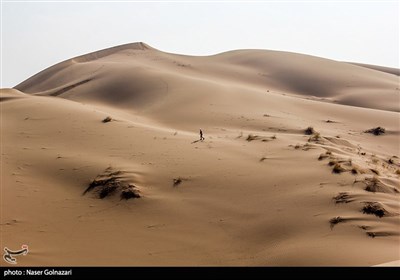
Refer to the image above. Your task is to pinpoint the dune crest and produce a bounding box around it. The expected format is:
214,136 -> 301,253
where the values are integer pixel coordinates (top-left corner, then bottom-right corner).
14,42 -> 400,113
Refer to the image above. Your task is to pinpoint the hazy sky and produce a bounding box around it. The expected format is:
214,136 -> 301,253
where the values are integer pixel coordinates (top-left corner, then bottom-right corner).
1,1 -> 399,88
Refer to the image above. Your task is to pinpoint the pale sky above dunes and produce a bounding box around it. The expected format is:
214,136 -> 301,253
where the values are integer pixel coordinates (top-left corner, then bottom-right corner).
1,1 -> 399,88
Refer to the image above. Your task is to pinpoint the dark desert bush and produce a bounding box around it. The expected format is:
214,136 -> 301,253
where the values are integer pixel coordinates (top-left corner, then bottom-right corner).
364,177 -> 399,194
364,177 -> 379,193
85,177 -> 114,194
332,163 -> 345,173
85,169 -> 141,200
99,184 -> 118,199
333,192 -> 353,204
365,127 -> 385,135
366,232 -> 390,238
246,134 -> 259,141
308,133 -> 321,142
362,202 -> 388,218
173,178 -> 182,186
102,116 -> 112,123
304,126 -> 315,135
370,168 -> 380,175
120,185 -> 141,200
328,160 -> 337,166
329,216 -> 345,229
318,153 -> 329,161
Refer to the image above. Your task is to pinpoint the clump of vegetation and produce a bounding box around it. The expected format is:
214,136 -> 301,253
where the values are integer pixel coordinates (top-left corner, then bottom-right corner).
318,151 -> 331,161
318,154 -> 328,161
359,225 -> 371,231
304,126 -> 315,135
85,176 -> 122,199
351,167 -> 359,175
120,185 -> 141,199
366,231 -> 390,238
246,134 -> 259,142
364,177 -> 399,194
333,192 -> 353,204
364,177 -> 380,193
332,163 -> 346,174
102,116 -> 112,123
328,160 -> 337,166
329,216 -> 345,229
362,202 -> 388,218
388,156 -> 397,164
365,127 -> 385,135
99,184 -> 118,199
84,168 -> 140,200
370,168 -> 380,175
173,178 -> 182,186
308,132 -> 321,142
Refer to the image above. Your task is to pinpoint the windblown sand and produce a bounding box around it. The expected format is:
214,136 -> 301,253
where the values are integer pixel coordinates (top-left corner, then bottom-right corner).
1,43 -> 399,266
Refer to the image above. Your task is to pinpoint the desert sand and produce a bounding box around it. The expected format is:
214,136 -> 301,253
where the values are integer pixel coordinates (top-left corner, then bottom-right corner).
1,42 -> 399,266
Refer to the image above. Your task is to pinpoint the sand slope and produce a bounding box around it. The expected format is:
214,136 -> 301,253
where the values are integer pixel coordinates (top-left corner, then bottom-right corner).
1,43 -> 399,266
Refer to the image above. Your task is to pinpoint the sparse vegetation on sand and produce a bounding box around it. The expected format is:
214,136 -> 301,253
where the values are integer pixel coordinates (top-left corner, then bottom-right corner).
333,192 -> 353,204
364,177 -> 379,193
363,176 -> 399,194
318,151 -> 332,161
102,116 -> 112,123
84,168 -> 140,200
246,134 -> 259,141
330,216 -> 345,229
370,168 -> 380,175
121,185 -> 141,199
388,156 -> 397,165
304,126 -> 315,135
351,167 -> 359,174
365,127 -> 385,135
173,177 -> 182,186
332,163 -> 346,173
308,132 -> 322,143
362,202 -> 388,218
366,231 -> 391,238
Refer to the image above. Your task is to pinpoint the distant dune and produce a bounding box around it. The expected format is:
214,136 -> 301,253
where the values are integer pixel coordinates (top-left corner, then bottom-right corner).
2,43 -> 399,266
349,62 -> 400,76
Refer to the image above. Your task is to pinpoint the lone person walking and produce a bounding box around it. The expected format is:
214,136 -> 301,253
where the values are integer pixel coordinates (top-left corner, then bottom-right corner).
200,129 -> 205,141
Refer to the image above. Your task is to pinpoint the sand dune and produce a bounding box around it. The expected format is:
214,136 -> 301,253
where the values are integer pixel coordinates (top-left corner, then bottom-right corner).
350,63 -> 400,76
1,43 -> 399,266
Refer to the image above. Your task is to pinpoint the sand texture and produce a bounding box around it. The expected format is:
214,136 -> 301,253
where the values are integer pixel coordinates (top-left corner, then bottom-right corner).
1,43 -> 399,266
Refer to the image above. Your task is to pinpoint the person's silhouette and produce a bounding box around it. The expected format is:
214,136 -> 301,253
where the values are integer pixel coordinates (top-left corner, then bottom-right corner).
200,129 -> 205,141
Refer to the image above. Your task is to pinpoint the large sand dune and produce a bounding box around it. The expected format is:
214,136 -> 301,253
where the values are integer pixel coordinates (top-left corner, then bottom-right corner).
1,43 -> 399,266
